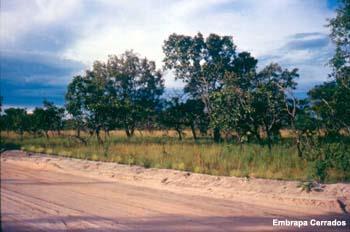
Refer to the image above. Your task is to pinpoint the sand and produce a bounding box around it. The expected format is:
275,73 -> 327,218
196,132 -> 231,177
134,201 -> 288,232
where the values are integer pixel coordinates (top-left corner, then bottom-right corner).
1,150 -> 349,231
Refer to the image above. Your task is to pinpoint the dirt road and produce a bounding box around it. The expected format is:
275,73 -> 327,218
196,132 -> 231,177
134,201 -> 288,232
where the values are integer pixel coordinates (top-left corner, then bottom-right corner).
1,151 -> 349,231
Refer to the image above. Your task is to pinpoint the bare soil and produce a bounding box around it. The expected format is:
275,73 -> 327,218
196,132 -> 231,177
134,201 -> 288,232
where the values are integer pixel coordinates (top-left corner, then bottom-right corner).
1,150 -> 349,231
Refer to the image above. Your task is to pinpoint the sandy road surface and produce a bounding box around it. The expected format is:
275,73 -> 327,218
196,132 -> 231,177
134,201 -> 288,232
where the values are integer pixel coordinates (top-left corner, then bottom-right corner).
1,151 -> 349,231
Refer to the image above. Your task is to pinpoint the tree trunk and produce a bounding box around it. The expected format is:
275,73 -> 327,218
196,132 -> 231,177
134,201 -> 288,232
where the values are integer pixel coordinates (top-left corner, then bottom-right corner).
213,127 -> 221,143
76,127 -> 81,138
96,128 -> 103,144
190,123 -> 197,140
296,134 -> 303,157
130,127 -> 135,136
125,124 -> 135,138
104,129 -> 110,140
176,127 -> 182,140
125,128 -> 131,137
265,126 -> 272,151
45,131 -> 49,139
255,132 -> 262,144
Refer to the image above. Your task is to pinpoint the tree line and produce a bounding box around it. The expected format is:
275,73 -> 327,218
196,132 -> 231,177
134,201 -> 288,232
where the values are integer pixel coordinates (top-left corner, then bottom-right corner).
1,1 -> 349,182
1,100 -> 65,139
1,1 -> 349,152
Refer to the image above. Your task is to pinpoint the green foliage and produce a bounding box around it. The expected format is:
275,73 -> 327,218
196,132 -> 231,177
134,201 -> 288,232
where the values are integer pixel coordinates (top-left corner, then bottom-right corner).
65,51 -> 164,142
307,0 -> 350,136
2,132 -> 349,182
32,101 -> 65,137
210,62 -> 299,148
308,81 -> 350,135
208,52 -> 258,142
2,5 -> 349,183
328,0 -> 350,71
163,33 -> 236,96
314,159 -> 329,183
2,108 -> 28,137
65,75 -> 85,137
163,33 -> 301,146
1,101 -> 65,139
160,97 -> 208,140
163,33 -> 237,142
160,97 -> 187,140
300,135 -> 350,182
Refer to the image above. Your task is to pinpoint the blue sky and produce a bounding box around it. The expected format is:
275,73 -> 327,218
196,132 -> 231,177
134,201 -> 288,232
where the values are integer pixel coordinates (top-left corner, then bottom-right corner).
0,0 -> 339,109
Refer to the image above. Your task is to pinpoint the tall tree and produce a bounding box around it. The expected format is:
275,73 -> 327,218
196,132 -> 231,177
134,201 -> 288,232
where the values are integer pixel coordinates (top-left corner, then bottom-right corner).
43,101 -> 65,135
66,75 -> 86,138
328,0 -> 350,133
328,0 -> 350,76
210,52 -> 258,142
163,33 -> 237,141
252,63 -> 298,149
107,51 -> 164,137
65,51 -> 164,142
210,62 -> 298,147
309,0 -> 350,135
83,61 -> 114,143
210,82 -> 255,143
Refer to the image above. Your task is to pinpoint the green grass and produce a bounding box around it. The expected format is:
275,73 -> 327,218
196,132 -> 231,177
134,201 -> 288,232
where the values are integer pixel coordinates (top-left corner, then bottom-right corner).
1,131 -> 349,183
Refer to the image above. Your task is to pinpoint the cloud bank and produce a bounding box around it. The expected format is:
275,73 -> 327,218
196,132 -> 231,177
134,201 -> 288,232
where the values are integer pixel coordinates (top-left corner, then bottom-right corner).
0,0 -> 336,107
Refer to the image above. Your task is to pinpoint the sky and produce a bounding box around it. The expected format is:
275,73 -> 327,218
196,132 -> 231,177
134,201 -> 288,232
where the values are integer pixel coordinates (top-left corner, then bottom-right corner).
0,0 -> 340,109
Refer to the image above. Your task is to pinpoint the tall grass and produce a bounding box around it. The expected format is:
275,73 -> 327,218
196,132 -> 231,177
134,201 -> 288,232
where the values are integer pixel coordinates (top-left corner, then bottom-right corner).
1,131 -> 348,182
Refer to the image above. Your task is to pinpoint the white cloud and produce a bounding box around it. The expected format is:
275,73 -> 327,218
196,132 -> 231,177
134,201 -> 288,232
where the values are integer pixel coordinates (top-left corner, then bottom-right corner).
2,104 -> 35,113
1,0 -> 336,88
0,0 -> 81,48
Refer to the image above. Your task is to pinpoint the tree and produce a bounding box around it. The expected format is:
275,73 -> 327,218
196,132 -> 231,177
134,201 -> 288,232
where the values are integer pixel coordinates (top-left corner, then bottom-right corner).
32,107 -> 49,137
210,84 -> 254,143
160,97 -> 187,140
252,63 -> 299,149
308,82 -> 350,135
182,99 -> 208,140
32,101 -> 65,138
65,51 -> 164,142
44,101 -> 65,135
83,61 -> 114,143
66,75 -> 86,138
308,0 -> 350,135
328,0 -> 350,133
210,61 -> 299,147
107,51 -> 164,137
163,33 -> 237,142
328,0 -> 350,76
210,52 -> 258,143
3,108 -> 28,139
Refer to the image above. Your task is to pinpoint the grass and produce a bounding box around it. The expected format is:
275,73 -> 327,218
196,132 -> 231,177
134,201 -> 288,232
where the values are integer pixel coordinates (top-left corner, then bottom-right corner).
1,130 -> 349,183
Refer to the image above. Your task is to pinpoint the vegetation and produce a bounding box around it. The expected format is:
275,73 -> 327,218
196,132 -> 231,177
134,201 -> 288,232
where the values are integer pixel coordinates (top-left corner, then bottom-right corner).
1,1 -> 349,183
2,131 -> 349,183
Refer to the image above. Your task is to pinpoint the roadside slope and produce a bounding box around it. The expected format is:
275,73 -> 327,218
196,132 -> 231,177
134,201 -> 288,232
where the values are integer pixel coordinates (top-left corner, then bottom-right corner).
1,150 -> 349,231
